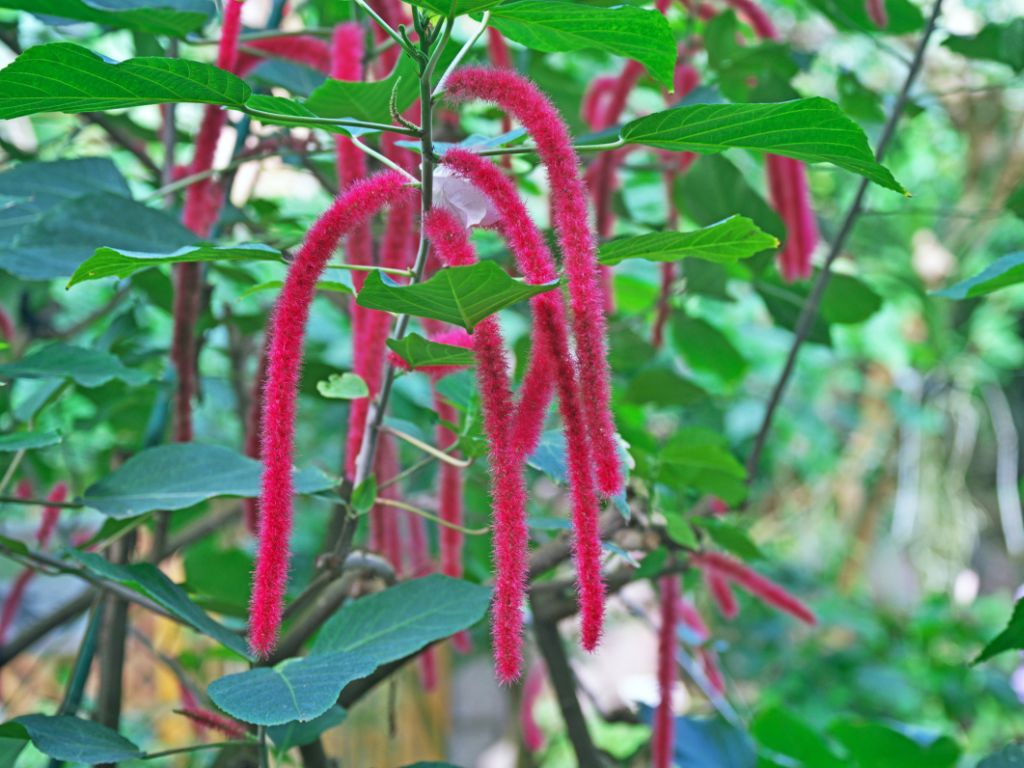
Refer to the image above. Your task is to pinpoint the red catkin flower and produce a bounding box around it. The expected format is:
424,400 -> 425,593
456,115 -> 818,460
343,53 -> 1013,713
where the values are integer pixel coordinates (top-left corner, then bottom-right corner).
243,344 -> 269,535
173,0 -> 244,442
440,150 -> 607,648
251,171 -> 412,657
0,307 -> 14,343
675,596 -> 710,643
694,552 -> 817,625
581,76 -> 618,129
722,0 -> 779,39
175,707 -> 248,740
699,648 -> 726,695
424,208 -> 529,683
444,68 -> 623,498
653,574 -> 679,768
36,482 -> 68,549
704,569 -> 740,620
234,35 -> 332,76
521,660 -> 547,752
866,0 -> 889,28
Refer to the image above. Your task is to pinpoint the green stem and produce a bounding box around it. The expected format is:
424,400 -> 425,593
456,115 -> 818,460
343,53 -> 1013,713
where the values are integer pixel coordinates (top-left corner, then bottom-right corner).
143,741 -> 254,760
475,137 -> 626,158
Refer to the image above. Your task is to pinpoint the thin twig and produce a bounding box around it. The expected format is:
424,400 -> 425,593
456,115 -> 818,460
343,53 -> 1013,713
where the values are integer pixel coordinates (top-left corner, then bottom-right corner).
381,424 -> 471,467
744,0 -> 945,482
433,11 -> 491,98
373,497 -> 490,535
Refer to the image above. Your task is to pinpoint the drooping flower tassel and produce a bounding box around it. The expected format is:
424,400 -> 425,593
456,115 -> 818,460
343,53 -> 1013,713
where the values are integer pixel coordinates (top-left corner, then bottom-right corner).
243,343 -> 269,534
693,552 -> 817,625
173,0 -> 245,442
444,68 -> 623,498
653,575 -> 679,768
440,150 -> 607,648
251,171 -> 412,657
521,660 -> 547,752
235,34 -> 332,76
704,568 -> 740,620
424,208 -> 529,683
866,0 -> 889,28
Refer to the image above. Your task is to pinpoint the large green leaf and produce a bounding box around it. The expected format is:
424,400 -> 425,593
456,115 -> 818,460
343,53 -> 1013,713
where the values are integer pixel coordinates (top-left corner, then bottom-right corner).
0,42 -> 251,119
934,253 -> 1024,300
387,333 -> 475,370
828,721 -> 960,768
805,0 -> 925,35
69,243 -> 282,288
0,343 -> 153,388
622,98 -> 904,193
1,0 -> 213,37
0,429 -> 61,452
14,715 -> 142,764
82,443 -> 335,518
675,155 -> 785,241
598,216 -> 777,266
355,263 -> 558,331
209,652 -> 378,726
974,598 -> 1024,664
490,0 -> 676,87
2,192 -> 196,281
305,56 -> 419,125
69,550 -> 251,658
406,0 -> 502,15
751,708 -> 845,768
312,575 -> 492,660
0,158 -> 130,249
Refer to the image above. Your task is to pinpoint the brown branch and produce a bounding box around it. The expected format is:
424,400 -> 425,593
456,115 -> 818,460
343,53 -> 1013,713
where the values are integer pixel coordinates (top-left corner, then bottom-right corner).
745,0 -> 946,482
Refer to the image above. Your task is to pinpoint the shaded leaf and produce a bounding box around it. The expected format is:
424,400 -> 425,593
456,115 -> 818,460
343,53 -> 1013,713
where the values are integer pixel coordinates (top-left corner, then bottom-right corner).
943,19 -> 1024,73
317,373 -> 369,400
69,243 -> 282,288
979,745 -> 1024,767
527,430 -> 630,518
675,155 -> 785,241
934,253 -> 1024,300
209,651 -> 379,726
387,333 -> 475,370
693,518 -> 763,561
355,263 -> 558,331
805,0 -> 925,35
0,343 -> 152,388
625,366 -> 707,407
751,707 -> 846,768
2,191 -> 196,281
69,550 -> 251,658
975,598 -> 1024,664
268,706 -> 347,750
305,56 -> 419,125
490,0 -> 676,87
622,98 -> 904,193
672,315 -> 748,385
14,715 -> 142,764
82,443 -> 334,518
0,42 -> 251,119
1,0 -> 213,37
828,720 -> 960,768
403,0 -> 501,15
0,429 -> 61,452
599,216 -> 777,266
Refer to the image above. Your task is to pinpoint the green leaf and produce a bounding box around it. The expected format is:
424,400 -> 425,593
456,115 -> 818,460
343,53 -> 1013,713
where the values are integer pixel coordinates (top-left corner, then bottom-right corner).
622,98 -> 905,193
268,706 -> 347,751
0,42 -> 251,120
526,430 -> 631,518
0,343 -> 152,388
974,598 -> 1024,664
14,715 -> 142,764
81,443 -> 335,518
1008,185 -> 1024,221
244,94 -> 351,135
0,722 -> 28,767
599,216 -> 776,266
664,513 -> 699,549
756,281 -> 831,345
68,243 -> 282,288
751,707 -> 845,768
184,540 -> 252,615
317,373 -> 369,400
934,253 -> 1024,300
69,550 -> 251,658
837,71 -> 886,125
238,279 -> 353,301
387,333 -> 475,370
979,745 -> 1024,768
675,155 -> 785,241
0,158 -> 130,250
805,0 -> 925,35
305,56 -> 419,125
944,19 -> 1024,73
828,721 -> 960,768
2,191 -> 196,281
0,429 -> 61,452
404,0 -> 502,15
351,475 -> 377,515
490,1 -> 676,87
625,366 -> 707,408
672,315 -> 748,385
635,547 -> 668,580
693,518 -> 763,561
1,0 -> 213,37
659,427 -> 747,506
355,263 -> 558,332
312,575 -> 492,661
209,651 -> 380,726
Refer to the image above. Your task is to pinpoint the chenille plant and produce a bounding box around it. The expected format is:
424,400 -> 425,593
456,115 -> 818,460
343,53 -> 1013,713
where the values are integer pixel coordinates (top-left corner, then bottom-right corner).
3,0 -> 1018,766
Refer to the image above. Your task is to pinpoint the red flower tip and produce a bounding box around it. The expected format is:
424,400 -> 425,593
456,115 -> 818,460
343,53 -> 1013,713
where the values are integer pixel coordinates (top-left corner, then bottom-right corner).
695,552 -> 817,626
250,171 -> 411,657
36,482 -> 68,549
653,575 -> 679,768
866,0 -> 889,28
766,155 -> 818,282
443,68 -> 623,498
705,569 -> 740,620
